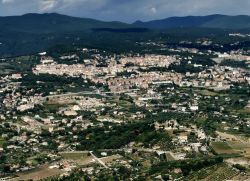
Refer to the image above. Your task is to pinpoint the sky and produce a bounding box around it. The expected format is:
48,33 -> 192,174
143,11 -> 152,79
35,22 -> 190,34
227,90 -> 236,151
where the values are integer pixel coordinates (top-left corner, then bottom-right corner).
1,0 -> 250,22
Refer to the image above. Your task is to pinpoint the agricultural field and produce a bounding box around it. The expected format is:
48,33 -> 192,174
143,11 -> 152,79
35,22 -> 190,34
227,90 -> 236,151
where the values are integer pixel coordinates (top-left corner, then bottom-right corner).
213,131 -> 250,158
211,142 -> 238,155
228,141 -> 250,158
10,165 -> 63,181
59,152 -> 94,165
188,163 -> 239,181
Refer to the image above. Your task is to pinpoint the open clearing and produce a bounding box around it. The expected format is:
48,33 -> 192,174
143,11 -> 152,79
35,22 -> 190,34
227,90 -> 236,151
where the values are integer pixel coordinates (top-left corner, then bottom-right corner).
10,164 -> 63,181
60,151 -> 89,160
214,131 -> 250,158
100,154 -> 122,163
60,151 -> 94,165
211,142 -> 238,154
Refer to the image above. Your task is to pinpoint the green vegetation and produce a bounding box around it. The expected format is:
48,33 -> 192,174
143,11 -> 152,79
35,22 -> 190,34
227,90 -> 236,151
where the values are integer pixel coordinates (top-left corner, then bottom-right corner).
211,142 -> 237,155
149,156 -> 223,176
76,121 -> 152,149
0,137 -> 5,147
60,152 -> 88,160
188,163 -> 239,181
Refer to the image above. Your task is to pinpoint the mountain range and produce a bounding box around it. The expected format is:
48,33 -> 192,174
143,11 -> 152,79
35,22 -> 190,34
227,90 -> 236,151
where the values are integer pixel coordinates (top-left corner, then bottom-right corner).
1,13 -> 250,57
1,13 -> 250,32
0,13 -> 133,34
133,14 -> 250,29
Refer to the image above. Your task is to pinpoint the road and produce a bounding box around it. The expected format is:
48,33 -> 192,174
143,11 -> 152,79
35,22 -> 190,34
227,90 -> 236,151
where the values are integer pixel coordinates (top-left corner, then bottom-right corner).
89,151 -> 108,168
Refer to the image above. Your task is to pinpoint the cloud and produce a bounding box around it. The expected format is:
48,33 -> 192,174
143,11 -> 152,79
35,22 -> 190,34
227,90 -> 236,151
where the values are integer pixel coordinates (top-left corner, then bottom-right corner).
1,0 -> 15,4
39,0 -> 59,12
150,7 -> 157,14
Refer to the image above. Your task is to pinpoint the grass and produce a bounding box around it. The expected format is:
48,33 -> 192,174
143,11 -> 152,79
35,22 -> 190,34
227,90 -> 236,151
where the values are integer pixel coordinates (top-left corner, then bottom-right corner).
118,100 -> 132,108
214,132 -> 250,158
228,141 -> 249,150
60,152 -> 94,166
166,153 -> 175,161
234,108 -> 250,119
196,89 -> 218,96
43,103 -> 64,113
60,152 -> 89,160
227,141 -> 250,158
0,137 -> 5,147
211,142 -> 237,155
15,164 -> 62,181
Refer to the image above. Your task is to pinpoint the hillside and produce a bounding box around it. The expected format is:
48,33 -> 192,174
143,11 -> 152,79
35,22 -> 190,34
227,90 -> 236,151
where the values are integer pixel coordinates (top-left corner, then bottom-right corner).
1,13 -> 250,57
0,13 -> 133,34
0,13 -> 148,57
133,15 -> 250,29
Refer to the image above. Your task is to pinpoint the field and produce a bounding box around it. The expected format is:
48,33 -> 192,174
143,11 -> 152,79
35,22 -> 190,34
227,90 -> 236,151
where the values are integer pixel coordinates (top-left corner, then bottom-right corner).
211,142 -> 238,155
228,141 -> 250,158
11,164 -> 63,181
166,152 -> 175,161
60,151 -> 94,165
188,163 -> 239,181
196,89 -> 218,96
234,108 -> 250,119
214,131 -> 250,158
100,154 -> 122,163
0,137 -> 5,147
60,151 -> 89,160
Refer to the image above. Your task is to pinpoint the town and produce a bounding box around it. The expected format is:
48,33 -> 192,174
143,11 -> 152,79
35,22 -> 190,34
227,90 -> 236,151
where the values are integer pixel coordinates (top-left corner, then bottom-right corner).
0,37 -> 250,180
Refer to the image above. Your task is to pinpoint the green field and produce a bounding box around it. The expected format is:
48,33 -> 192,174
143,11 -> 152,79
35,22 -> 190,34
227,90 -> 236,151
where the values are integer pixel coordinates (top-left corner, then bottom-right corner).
196,89 -> 218,96
60,152 -> 89,160
13,165 -> 62,181
60,152 -> 94,166
211,142 -> 237,154
0,137 -> 5,147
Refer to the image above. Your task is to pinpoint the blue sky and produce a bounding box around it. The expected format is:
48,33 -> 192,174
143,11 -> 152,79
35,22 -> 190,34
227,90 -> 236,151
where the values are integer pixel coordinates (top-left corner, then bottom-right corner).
1,0 -> 250,22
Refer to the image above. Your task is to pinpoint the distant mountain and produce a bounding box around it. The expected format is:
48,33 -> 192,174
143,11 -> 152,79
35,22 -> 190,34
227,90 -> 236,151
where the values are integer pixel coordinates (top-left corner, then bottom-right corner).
1,13 -> 250,57
0,13 -> 134,34
133,15 -> 250,29
0,13 -> 148,57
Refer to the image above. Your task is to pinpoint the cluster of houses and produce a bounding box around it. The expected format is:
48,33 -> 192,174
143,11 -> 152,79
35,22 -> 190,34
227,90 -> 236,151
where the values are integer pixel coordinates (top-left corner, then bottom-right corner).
0,46 -> 250,180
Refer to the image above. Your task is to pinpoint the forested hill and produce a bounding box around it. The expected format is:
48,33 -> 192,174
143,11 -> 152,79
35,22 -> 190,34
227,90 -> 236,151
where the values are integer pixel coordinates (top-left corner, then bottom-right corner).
133,15 -> 250,29
1,13 -> 250,57
0,13 -> 134,34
